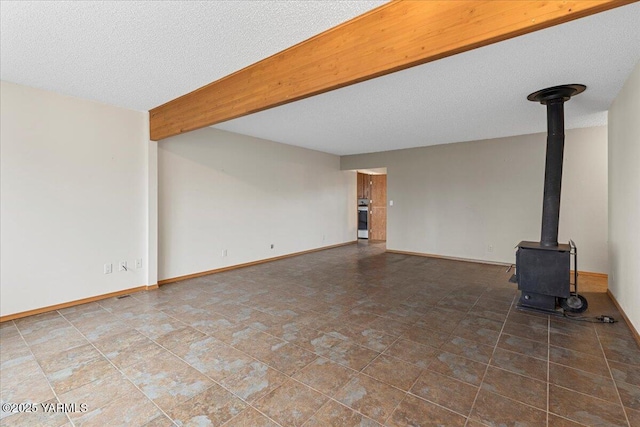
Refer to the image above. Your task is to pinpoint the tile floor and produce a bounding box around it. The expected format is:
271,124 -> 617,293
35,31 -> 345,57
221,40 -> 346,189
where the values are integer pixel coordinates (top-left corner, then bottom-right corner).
1,242 -> 639,426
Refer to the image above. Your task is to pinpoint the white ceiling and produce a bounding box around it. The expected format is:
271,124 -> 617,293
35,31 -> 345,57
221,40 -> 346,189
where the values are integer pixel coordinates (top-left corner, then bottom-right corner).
2,1 -> 639,156
216,3 -> 640,155
0,0 -> 385,110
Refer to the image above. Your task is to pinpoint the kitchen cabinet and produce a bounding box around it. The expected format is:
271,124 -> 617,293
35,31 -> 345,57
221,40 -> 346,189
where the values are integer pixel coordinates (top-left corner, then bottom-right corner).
369,206 -> 387,241
357,172 -> 371,199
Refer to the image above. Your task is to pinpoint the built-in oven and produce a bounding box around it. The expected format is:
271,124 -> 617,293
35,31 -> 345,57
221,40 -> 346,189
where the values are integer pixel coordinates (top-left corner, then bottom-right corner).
357,206 -> 368,239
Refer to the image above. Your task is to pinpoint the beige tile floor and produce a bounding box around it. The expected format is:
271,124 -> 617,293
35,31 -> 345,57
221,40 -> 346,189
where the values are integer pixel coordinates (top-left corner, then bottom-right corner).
1,242 -> 639,426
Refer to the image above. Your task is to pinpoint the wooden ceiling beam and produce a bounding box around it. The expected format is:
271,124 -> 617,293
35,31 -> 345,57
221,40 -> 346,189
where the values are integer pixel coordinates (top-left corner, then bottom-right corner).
149,0 -> 634,141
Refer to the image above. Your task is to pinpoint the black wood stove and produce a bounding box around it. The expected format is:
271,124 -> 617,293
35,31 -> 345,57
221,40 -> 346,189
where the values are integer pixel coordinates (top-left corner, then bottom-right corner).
515,84 -> 588,314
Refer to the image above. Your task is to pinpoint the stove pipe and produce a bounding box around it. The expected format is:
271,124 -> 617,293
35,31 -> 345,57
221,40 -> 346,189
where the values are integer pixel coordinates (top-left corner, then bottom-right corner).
527,84 -> 586,247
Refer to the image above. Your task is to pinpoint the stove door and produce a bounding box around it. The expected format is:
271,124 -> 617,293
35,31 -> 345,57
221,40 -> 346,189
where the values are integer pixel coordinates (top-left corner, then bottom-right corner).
357,208 -> 368,238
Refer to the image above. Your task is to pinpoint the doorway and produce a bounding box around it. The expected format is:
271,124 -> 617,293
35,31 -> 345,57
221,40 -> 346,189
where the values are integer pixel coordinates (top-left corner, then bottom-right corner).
356,169 -> 387,242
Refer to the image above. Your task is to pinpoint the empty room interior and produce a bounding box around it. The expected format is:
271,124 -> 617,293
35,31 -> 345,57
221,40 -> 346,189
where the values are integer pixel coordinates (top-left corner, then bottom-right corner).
1,1 -> 640,426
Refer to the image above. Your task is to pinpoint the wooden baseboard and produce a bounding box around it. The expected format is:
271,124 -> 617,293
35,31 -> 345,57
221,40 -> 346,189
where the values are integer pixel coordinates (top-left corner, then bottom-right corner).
158,241 -> 357,285
387,249 -> 609,278
385,249 -> 511,267
606,289 -> 640,347
0,285 -> 151,323
1,242 -> 356,323
571,270 -> 608,279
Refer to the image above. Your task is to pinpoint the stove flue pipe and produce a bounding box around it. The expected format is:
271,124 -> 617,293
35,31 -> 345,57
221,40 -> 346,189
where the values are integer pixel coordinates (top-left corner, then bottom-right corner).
527,84 -> 586,247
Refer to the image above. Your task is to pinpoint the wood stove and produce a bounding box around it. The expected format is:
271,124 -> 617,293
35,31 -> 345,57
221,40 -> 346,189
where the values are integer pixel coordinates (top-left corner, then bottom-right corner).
515,84 -> 588,314
516,241 -> 571,311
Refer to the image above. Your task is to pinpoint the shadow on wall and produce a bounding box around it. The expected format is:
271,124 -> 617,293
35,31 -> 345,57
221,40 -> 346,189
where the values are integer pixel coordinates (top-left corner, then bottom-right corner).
159,127 -> 340,197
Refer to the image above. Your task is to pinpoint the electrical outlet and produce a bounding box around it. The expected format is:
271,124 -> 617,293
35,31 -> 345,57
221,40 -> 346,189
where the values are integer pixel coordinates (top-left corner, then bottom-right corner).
135,259 -> 142,269
119,261 -> 127,271
104,263 -> 112,274
222,249 -> 228,257
487,245 -> 494,253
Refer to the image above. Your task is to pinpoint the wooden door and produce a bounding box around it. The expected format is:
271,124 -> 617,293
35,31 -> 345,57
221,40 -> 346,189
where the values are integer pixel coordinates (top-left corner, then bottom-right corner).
369,175 -> 387,241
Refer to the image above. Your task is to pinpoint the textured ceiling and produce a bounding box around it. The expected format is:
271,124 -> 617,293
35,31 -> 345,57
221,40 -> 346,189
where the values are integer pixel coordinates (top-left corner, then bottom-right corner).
215,3 -> 640,155
0,0 -> 385,111
2,1 -> 639,156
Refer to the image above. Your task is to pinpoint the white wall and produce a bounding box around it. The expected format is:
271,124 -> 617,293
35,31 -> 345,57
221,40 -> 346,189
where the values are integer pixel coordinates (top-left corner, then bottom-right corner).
158,127 -> 356,281
608,62 -> 640,332
341,127 -> 608,273
0,81 -> 150,316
